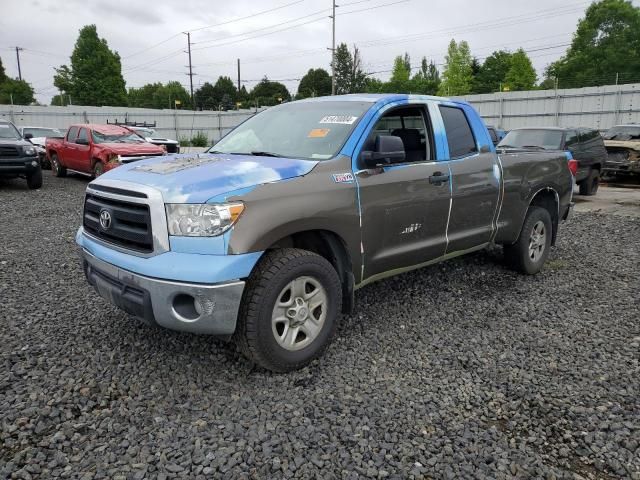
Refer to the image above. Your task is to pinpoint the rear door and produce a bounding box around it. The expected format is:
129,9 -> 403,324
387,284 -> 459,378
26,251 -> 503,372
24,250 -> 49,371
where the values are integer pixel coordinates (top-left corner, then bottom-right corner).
357,104 -> 451,281
440,105 -> 500,253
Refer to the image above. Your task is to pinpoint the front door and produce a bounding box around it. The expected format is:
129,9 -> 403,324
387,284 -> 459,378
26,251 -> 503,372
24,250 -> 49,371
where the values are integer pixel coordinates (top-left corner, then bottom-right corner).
357,105 -> 452,281
71,127 -> 91,173
438,105 -> 500,253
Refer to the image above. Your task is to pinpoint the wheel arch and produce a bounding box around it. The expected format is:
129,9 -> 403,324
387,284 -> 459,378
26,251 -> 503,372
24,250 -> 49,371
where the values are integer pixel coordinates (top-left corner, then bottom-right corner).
529,187 -> 560,246
261,229 -> 355,315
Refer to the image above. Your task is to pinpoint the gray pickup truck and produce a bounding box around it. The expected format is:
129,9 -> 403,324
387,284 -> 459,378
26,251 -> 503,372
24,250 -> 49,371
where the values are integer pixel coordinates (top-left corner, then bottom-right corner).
76,94 -> 573,372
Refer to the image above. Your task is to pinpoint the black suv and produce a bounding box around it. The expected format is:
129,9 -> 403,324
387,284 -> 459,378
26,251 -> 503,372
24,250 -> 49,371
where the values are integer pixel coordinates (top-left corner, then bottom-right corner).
498,127 -> 607,196
0,119 -> 42,189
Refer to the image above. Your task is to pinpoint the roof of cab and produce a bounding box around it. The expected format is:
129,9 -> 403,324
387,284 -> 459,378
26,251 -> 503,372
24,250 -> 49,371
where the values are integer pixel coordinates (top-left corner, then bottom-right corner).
295,93 -> 469,108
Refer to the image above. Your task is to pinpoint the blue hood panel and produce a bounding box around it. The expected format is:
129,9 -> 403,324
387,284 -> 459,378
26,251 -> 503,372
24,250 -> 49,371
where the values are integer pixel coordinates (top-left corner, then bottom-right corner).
100,153 -> 319,203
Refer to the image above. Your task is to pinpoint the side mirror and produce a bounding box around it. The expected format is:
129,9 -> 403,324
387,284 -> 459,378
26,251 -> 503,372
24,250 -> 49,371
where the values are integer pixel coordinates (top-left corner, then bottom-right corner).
76,138 -> 89,145
24,133 -> 33,140
360,135 -> 405,168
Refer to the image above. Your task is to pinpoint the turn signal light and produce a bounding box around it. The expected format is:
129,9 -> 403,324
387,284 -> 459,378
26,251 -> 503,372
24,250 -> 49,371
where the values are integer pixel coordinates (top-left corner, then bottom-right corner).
568,159 -> 578,176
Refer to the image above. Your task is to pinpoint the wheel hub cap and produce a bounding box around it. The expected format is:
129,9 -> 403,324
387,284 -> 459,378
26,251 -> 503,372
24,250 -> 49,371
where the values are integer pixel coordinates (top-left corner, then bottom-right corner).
528,220 -> 546,262
272,276 -> 328,351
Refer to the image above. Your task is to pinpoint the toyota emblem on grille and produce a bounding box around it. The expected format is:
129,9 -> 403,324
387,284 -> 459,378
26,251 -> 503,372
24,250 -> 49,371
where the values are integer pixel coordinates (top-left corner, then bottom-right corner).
99,209 -> 112,230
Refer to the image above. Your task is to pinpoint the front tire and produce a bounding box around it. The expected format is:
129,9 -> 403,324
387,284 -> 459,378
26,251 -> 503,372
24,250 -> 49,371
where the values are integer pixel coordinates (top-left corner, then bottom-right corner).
504,206 -> 552,275
578,169 -> 599,196
26,167 -> 43,190
93,161 -> 104,178
234,248 -> 342,372
51,154 -> 66,177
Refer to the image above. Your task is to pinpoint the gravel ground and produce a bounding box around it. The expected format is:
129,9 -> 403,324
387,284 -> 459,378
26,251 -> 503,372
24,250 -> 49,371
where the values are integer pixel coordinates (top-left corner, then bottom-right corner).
1,174 -> 639,480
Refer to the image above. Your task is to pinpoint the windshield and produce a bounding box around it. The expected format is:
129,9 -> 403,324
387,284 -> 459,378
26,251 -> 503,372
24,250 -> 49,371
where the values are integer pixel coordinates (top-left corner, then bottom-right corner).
498,129 -> 564,150
213,101 -> 371,160
24,127 -> 65,138
0,122 -> 22,140
92,130 -> 145,144
134,128 -> 155,137
604,125 -> 640,140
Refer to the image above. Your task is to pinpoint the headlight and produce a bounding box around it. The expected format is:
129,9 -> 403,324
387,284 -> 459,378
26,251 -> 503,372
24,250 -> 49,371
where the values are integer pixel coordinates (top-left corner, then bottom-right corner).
22,146 -> 37,156
166,203 -> 245,237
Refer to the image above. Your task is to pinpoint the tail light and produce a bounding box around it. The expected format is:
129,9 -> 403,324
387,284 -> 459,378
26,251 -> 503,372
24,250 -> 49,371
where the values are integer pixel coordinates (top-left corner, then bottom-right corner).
568,159 -> 578,176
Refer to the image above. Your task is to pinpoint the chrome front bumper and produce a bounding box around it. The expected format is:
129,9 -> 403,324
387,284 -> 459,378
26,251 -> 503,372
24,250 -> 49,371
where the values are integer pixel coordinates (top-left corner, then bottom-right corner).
81,249 -> 245,335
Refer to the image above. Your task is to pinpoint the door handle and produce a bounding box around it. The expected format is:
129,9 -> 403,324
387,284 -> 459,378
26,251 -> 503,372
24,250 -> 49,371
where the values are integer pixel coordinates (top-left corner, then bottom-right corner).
429,172 -> 450,185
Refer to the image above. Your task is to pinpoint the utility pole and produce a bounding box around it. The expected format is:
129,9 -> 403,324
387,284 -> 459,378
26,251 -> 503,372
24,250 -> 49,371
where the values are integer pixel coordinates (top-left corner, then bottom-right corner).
237,58 -> 241,93
329,0 -> 337,95
15,47 -> 23,81
184,32 -> 194,109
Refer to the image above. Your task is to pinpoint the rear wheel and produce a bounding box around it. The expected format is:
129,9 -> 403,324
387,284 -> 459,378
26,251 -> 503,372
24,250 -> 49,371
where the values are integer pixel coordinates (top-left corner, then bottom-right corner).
504,206 -> 552,275
26,167 -> 43,190
234,248 -> 342,372
578,169 -> 599,196
51,153 -> 66,177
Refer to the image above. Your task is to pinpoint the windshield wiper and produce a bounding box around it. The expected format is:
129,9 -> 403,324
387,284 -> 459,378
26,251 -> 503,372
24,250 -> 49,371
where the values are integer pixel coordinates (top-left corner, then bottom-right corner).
521,145 -> 546,150
249,151 -> 283,157
497,144 -> 515,149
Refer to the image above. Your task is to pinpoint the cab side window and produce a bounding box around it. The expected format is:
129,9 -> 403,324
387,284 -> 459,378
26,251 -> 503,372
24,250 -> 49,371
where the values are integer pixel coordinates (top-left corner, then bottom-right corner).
76,128 -> 89,144
439,106 -> 477,159
364,106 -> 433,162
67,126 -> 79,142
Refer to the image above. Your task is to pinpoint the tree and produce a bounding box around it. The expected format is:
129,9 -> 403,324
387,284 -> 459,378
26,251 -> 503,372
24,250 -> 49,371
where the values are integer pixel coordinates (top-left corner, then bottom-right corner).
472,50 -> 513,93
194,82 -> 218,109
128,82 -> 163,108
438,39 -> 473,96
0,78 -> 35,105
504,49 -> 537,91
545,0 -> 640,88
250,77 -> 290,107
51,94 -> 71,106
54,25 -> 127,106
380,55 -> 412,92
334,43 -> 368,94
0,57 -> 6,83
297,68 -> 332,98
410,58 -> 440,95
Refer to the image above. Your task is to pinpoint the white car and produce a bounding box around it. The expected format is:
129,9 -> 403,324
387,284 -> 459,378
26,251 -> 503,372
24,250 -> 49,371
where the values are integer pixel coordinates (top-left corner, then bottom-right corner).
128,127 -> 180,154
20,126 -> 66,169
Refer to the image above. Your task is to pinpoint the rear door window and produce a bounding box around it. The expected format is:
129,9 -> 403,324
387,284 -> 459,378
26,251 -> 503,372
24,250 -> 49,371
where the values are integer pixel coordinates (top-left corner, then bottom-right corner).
67,126 -> 79,142
439,106 -> 477,158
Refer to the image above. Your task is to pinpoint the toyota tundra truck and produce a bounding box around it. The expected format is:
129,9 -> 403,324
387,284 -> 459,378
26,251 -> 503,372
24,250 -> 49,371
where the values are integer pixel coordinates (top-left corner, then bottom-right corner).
46,124 -> 165,178
76,94 -> 573,372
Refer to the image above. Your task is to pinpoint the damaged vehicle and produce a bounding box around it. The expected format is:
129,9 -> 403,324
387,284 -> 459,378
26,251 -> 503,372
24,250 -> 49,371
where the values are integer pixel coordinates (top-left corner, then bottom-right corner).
76,94 -> 573,372
603,124 -> 640,178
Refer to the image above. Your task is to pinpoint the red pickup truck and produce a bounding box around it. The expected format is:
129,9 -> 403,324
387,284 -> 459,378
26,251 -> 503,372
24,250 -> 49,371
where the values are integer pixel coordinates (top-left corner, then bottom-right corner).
46,124 -> 165,178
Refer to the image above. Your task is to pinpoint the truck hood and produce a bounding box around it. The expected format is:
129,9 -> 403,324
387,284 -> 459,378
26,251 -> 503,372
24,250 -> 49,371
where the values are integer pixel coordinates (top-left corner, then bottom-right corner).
99,152 -> 319,203
100,142 -> 165,155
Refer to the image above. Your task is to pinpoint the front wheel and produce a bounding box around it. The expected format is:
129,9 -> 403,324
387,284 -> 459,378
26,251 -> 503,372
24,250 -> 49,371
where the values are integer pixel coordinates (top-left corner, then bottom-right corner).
504,206 -> 552,275
51,153 -> 66,177
234,248 -> 342,372
93,161 -> 104,178
26,167 -> 43,190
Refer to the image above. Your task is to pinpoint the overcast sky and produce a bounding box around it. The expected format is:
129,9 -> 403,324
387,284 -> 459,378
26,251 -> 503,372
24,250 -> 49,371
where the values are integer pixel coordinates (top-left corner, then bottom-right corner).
1,0 -> 636,104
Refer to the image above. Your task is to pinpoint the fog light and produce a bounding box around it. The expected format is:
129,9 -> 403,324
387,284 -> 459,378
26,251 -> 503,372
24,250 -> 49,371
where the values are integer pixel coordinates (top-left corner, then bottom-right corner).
172,293 -> 200,321
31,160 -> 38,167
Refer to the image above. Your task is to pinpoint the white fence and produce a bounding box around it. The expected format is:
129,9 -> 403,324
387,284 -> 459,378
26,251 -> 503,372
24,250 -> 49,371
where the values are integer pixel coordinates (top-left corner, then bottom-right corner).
2,82 -> 639,140
455,83 -> 640,131
0,105 -> 262,143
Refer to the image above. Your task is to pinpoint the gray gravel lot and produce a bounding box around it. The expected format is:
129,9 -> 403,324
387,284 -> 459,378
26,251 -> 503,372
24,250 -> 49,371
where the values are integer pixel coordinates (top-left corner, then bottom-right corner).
1,174 -> 639,479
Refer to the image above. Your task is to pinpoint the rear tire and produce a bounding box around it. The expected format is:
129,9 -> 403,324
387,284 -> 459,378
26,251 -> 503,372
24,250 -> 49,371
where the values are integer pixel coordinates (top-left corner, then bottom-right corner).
51,153 -> 66,177
578,169 -> 599,196
234,248 -> 342,372
26,167 -> 43,190
504,206 -> 552,275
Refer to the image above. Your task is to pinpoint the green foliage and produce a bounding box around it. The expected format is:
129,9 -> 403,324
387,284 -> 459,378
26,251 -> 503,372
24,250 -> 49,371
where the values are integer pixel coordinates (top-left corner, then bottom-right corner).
545,0 -> 640,88
128,81 -> 190,109
190,131 -> 208,147
0,78 -> 35,105
249,77 -> 290,107
179,136 -> 191,147
410,58 -> 441,95
472,50 -> 513,93
50,94 -> 71,106
54,25 -> 127,106
438,39 -> 473,96
334,43 -> 367,94
504,49 -> 537,91
0,57 -> 6,83
297,68 -> 332,98
194,76 -> 237,110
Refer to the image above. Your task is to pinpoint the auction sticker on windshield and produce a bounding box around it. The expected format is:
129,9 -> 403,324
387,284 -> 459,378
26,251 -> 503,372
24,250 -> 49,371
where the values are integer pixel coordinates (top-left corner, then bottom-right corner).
319,115 -> 358,125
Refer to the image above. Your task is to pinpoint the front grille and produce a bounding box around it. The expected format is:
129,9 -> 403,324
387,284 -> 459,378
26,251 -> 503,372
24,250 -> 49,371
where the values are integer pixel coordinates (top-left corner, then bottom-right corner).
0,146 -> 20,157
83,193 -> 153,253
